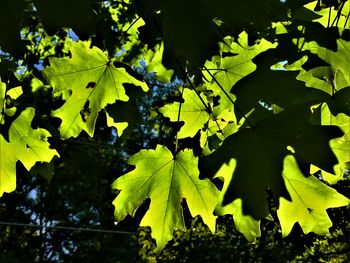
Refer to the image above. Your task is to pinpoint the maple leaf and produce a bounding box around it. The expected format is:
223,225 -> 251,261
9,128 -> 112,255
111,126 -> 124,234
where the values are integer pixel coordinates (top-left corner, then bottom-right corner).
0,81 -> 23,125
277,57 -> 349,116
142,43 -> 174,83
43,40 -> 148,138
310,103 -> 350,183
277,56 -> 335,95
112,145 -> 218,251
5,88 -> 22,120
277,155 -> 350,236
200,103 -> 343,219
232,50 -> 329,119
302,33 -> 350,90
104,84 -> 146,139
214,159 -> 261,241
200,109 -> 239,155
284,56 -> 350,96
203,32 -> 277,116
159,88 -> 210,139
205,32 -> 277,93
0,108 -> 59,196
0,136 -> 17,196
135,0 -> 286,68
159,86 -> 238,145
301,0 -> 350,28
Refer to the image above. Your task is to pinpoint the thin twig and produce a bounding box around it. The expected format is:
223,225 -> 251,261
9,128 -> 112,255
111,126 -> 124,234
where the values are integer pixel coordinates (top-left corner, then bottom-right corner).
202,65 -> 254,127
344,11 -> 350,28
174,85 -> 185,153
331,0 -> 346,27
176,60 -> 223,132
328,6 -> 332,28
119,16 -> 141,42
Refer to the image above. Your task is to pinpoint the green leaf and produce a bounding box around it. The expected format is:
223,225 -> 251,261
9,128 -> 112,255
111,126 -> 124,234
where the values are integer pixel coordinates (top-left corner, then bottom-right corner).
204,32 -> 277,115
104,84 -> 146,139
112,145 -> 218,251
214,159 -> 261,241
281,55 -> 350,96
277,155 -> 349,236
9,108 -> 59,170
105,112 -> 128,137
159,88 -> 210,139
0,108 -> 59,196
136,0 -> 286,68
316,103 -> 350,181
142,43 -> 174,83
302,0 -> 350,28
0,135 -> 18,196
280,56 -> 334,95
6,86 -> 22,100
43,40 -> 148,138
231,50 -> 329,122
0,81 -> 23,124
201,103 -> 343,218
200,109 -> 238,155
302,33 -> 350,89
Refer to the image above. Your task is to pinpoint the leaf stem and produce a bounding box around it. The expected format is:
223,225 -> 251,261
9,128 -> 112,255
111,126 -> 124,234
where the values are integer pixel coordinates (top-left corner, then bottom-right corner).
119,16 -> 142,43
174,86 -> 185,153
186,67 -> 228,75
202,65 -> 254,128
176,60 -> 223,132
298,26 -> 306,52
327,6 -> 332,28
331,0 -> 346,27
344,11 -> 350,28
176,62 -> 211,113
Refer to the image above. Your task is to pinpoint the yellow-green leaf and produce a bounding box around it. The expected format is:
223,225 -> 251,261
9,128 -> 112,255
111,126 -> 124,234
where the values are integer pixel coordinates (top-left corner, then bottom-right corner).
0,108 -> 59,196
214,159 -> 261,241
43,40 -> 148,138
277,155 -> 349,236
159,88 -> 210,139
112,145 -> 218,251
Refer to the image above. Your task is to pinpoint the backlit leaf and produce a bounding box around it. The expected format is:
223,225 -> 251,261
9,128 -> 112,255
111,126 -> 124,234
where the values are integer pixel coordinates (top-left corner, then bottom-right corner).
112,145 -> 218,251
0,82 -> 23,124
317,103 -> 350,181
136,0 -> 286,68
303,0 -> 350,28
0,108 -> 59,196
201,103 -> 342,218
214,159 -> 261,241
302,33 -> 350,90
204,32 -> 277,115
159,88 -> 210,139
43,40 -> 148,138
277,155 -> 349,236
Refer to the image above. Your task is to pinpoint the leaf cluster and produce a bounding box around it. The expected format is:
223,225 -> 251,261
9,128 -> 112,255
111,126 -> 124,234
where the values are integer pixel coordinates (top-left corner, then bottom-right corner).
0,0 -> 349,255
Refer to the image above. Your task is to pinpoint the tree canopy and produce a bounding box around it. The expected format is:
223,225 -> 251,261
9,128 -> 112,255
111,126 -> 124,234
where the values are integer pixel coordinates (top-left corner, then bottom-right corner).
0,0 -> 349,260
